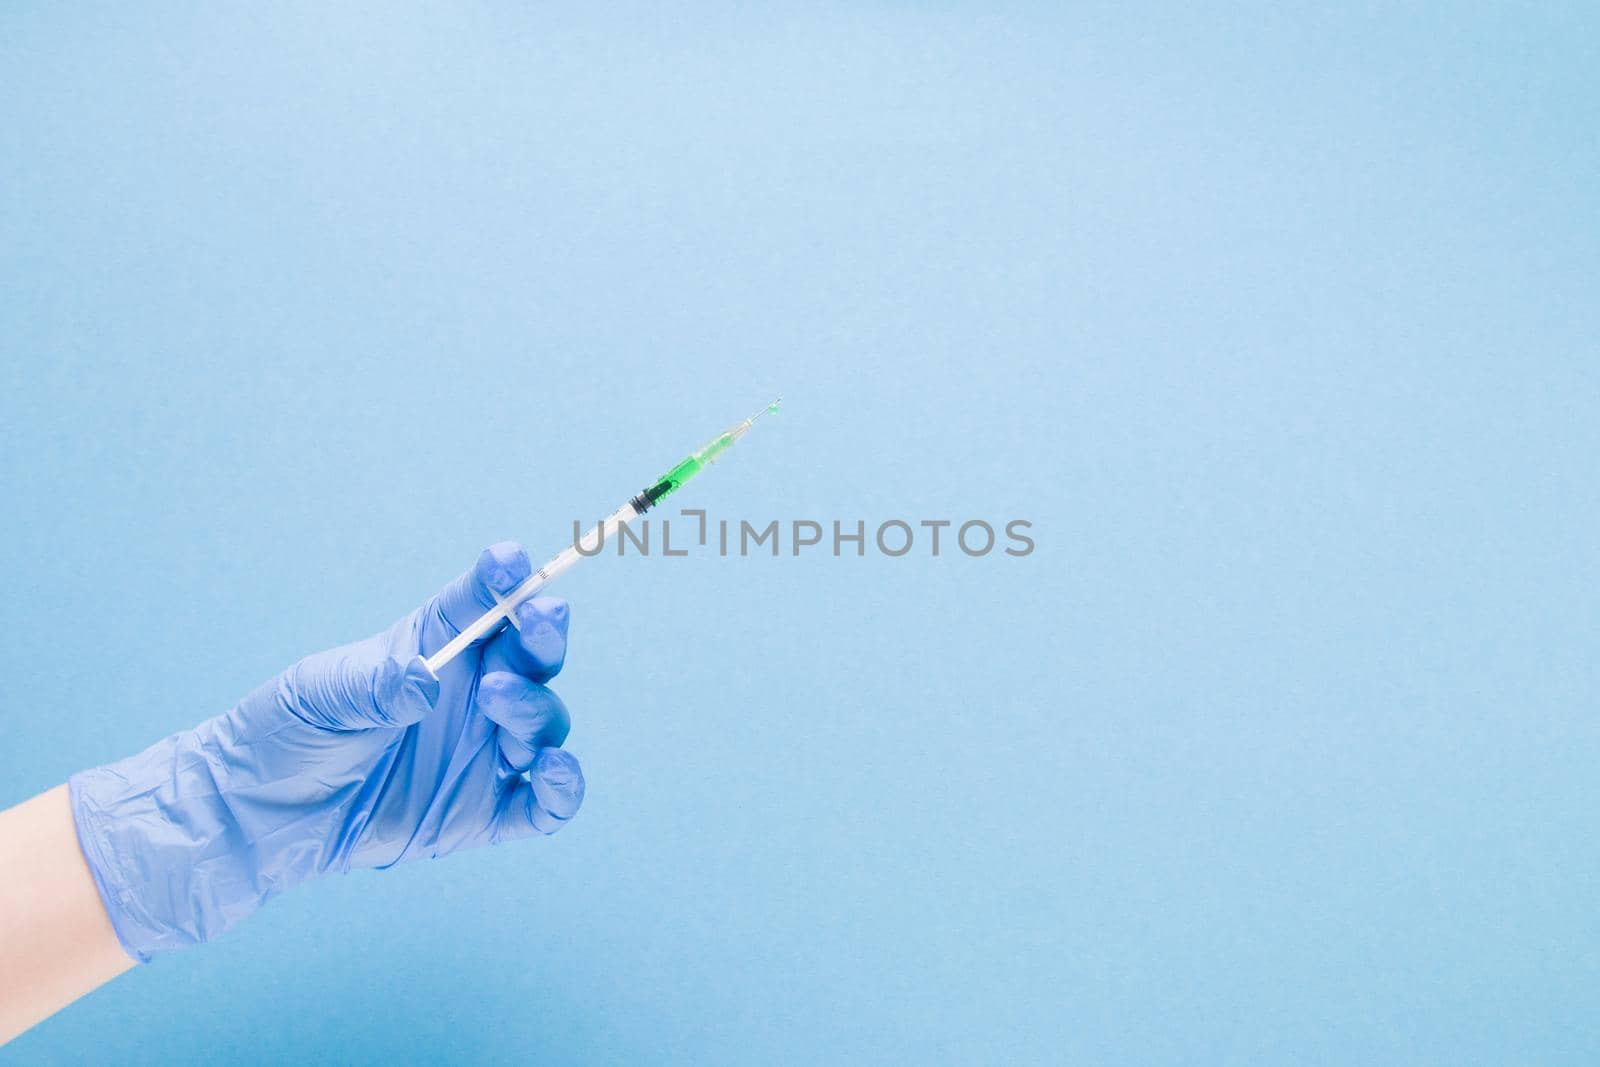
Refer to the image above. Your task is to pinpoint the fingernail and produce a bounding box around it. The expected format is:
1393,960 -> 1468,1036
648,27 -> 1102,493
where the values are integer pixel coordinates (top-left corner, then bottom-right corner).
533,749 -> 585,820
480,542 -> 529,593
529,597 -> 569,625
519,598 -> 568,636
403,656 -> 441,707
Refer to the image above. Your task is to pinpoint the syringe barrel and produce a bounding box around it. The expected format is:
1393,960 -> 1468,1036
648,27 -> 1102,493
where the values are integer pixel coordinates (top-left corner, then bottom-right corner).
422,599 -> 515,676
644,430 -> 743,504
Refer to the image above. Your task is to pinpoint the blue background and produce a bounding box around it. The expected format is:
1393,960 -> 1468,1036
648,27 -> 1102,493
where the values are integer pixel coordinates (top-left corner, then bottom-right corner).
2,4 -> 1596,1063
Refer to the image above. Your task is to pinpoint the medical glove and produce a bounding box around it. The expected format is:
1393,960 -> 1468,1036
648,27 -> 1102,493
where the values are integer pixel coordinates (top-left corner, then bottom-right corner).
68,542 -> 585,962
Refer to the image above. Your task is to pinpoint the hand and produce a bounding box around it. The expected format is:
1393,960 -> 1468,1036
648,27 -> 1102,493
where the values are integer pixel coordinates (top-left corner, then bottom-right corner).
69,543 -> 585,961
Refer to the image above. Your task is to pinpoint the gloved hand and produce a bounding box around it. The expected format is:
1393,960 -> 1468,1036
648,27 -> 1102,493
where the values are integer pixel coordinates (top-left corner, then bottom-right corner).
69,542 -> 585,962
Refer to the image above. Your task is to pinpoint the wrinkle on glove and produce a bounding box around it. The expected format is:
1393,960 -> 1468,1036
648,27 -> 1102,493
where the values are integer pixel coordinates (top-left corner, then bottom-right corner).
69,546 -> 585,963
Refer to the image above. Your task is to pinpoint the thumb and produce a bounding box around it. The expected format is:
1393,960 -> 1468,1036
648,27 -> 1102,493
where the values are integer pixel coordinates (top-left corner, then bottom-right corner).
283,650 -> 439,731
373,655 -> 441,728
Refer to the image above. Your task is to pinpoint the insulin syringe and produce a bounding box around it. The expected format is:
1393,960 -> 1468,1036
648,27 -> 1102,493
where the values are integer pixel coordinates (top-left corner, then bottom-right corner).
422,399 -> 781,675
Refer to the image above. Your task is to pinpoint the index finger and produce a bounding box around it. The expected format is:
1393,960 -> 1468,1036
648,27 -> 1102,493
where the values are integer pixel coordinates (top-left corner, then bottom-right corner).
480,596 -> 569,684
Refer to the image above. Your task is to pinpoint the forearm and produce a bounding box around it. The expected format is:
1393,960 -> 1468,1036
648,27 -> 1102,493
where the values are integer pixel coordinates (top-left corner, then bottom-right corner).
0,785 -> 133,1045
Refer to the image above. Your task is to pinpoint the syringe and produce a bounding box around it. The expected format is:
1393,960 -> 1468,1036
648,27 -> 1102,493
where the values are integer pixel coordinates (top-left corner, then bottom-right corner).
422,399 -> 781,675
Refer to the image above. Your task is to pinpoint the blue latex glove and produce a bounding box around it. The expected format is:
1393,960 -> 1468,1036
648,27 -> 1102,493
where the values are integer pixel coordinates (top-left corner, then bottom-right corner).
69,542 -> 585,962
